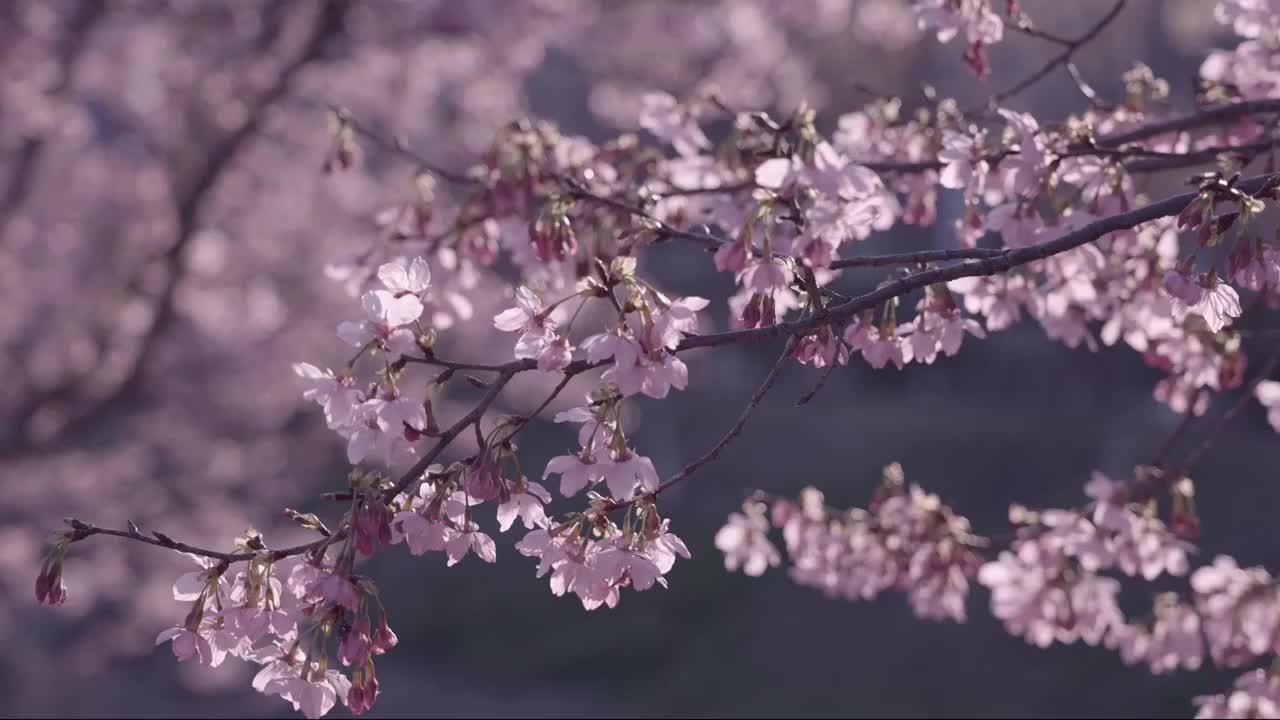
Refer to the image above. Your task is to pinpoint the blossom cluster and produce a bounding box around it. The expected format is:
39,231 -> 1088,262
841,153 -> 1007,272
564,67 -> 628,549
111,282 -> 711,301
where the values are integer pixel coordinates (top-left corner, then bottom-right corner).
150,528 -> 400,718
717,464 -> 1280,718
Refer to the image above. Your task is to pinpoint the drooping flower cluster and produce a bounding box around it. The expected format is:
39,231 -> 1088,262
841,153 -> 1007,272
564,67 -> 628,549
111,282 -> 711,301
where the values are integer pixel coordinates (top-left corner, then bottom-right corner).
980,471 -> 1193,652
147,528 -> 400,718
719,465 -> 985,623
516,497 -> 690,610
718,464 -> 1280,713
914,0 -> 1005,77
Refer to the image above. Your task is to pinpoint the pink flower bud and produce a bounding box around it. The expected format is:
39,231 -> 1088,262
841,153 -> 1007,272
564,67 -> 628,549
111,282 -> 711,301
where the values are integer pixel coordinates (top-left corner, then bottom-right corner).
372,614 -> 398,654
347,683 -> 365,716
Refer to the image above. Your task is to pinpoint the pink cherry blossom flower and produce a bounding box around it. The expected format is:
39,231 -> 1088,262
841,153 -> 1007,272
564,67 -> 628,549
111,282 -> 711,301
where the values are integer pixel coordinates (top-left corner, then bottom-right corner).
651,295 -> 709,349
293,363 -> 362,429
1186,274 -> 1242,333
715,501 -> 781,576
915,0 -> 1004,46
544,452 -> 602,497
1191,555 -> 1280,665
494,286 -> 558,360
586,329 -> 690,399
1144,597 -> 1205,673
155,625 -> 214,664
793,326 -> 849,368
848,323 -> 911,370
254,655 -> 353,720
937,128 -> 988,194
307,572 -> 361,612
997,108 -> 1052,194
464,465 -> 502,502
1256,380 -> 1280,432
496,479 -> 552,531
335,258 -> 431,349
645,520 -> 692,575
377,256 -> 431,295
1193,669 -> 1280,719
537,336 -> 574,371
739,258 -> 793,292
638,91 -> 710,158
595,544 -> 664,591
444,527 -> 497,566
596,450 -> 660,499
392,510 -> 455,556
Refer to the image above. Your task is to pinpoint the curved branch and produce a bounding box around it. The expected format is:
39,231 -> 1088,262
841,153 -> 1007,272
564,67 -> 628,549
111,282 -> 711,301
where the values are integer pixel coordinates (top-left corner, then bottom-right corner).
987,0 -> 1125,107
63,172 -> 1280,568
1170,350 -> 1280,479
1101,98 -> 1280,147
648,337 -> 797,502
380,368 -> 517,503
64,518 -> 333,564
676,172 -> 1280,352
830,247 -> 1004,269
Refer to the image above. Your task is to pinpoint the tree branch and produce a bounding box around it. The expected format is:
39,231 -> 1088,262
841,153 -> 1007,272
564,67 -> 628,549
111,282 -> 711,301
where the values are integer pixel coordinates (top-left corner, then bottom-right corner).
63,518 -> 333,564
1170,350 -> 1280,479
830,247 -> 1004,269
651,337 -> 797,498
987,0 -> 1126,107
674,172 -> 1280,353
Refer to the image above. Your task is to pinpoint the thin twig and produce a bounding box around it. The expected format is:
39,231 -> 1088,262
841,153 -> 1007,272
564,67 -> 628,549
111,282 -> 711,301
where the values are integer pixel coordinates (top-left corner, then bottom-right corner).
64,518 -> 334,564
986,0 -> 1126,107
380,368 -> 517,503
831,247 -> 1004,269
1170,351 -> 1280,478
335,107 -> 476,185
506,370 -> 580,442
1152,397 -> 1201,469
652,337 -> 797,497
795,341 -> 851,407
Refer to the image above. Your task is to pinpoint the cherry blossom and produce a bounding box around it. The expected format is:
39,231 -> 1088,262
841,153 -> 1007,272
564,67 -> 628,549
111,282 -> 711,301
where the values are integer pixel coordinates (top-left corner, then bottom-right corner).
638,91 -> 711,158
715,500 -> 782,577
1257,380 -> 1280,432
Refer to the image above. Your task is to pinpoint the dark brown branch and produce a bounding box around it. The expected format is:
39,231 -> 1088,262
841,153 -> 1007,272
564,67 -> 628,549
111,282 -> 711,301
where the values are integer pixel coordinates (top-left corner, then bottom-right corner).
64,518 -> 333,564
1101,98 -> 1280,147
380,368 -> 517,503
656,180 -> 758,196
